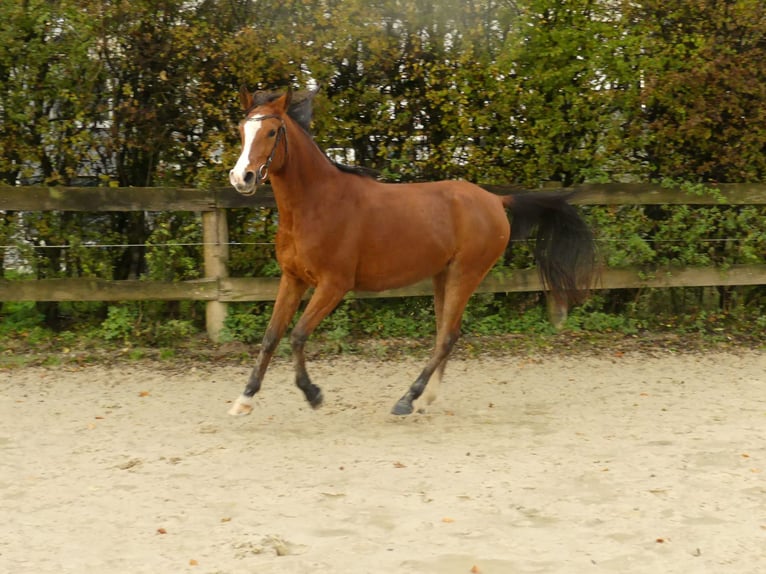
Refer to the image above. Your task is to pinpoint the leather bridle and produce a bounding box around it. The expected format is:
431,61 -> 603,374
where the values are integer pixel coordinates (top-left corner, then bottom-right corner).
246,113 -> 287,184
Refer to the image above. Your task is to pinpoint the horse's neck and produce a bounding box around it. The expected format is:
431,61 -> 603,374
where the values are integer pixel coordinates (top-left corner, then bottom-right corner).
270,127 -> 340,211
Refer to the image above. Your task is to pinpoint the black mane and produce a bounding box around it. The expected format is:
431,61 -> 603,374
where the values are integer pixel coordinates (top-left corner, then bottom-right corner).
247,88 -> 379,180
332,161 -> 379,178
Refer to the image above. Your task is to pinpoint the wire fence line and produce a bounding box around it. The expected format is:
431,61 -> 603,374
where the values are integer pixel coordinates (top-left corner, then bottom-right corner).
1,237 -> 760,250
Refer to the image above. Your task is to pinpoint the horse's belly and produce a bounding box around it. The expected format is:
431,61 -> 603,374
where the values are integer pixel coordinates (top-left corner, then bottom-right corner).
353,271 -> 432,292
352,250 -> 450,292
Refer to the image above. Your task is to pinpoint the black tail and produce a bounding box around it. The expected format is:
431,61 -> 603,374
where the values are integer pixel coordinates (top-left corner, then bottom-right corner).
502,191 -> 596,304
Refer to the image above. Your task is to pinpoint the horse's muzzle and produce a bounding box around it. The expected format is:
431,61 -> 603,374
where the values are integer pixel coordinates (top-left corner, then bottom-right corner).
229,169 -> 257,196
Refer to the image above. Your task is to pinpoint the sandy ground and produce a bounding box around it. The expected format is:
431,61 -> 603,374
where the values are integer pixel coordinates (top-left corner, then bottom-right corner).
1,349 -> 765,574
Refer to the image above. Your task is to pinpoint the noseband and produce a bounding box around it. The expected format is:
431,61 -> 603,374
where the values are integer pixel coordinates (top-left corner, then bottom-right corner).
246,113 -> 287,184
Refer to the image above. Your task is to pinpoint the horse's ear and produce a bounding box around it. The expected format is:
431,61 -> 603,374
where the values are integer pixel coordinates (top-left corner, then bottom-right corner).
239,85 -> 253,112
282,87 -> 293,110
288,89 -> 316,132
268,87 -> 292,116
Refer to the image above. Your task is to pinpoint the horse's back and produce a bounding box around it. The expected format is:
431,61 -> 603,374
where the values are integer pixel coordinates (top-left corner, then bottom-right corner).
381,179 -> 509,250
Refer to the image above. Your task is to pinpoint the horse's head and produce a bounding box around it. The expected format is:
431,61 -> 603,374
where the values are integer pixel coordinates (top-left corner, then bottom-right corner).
229,87 -> 292,196
229,86 -> 317,196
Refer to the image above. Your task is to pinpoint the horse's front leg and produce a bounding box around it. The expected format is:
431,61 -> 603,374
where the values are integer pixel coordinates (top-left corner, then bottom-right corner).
228,274 -> 308,416
289,282 -> 347,408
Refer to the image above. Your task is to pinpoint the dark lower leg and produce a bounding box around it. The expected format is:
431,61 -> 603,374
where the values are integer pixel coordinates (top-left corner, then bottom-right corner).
284,284 -> 347,408
422,357 -> 448,405
291,330 -> 323,408
229,275 -> 308,416
243,329 -> 279,397
392,332 -> 458,415
391,369 -> 432,415
229,327 -> 287,416
237,275 -> 307,401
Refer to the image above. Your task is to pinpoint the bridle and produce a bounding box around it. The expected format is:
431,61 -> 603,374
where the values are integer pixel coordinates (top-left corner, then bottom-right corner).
246,113 -> 287,185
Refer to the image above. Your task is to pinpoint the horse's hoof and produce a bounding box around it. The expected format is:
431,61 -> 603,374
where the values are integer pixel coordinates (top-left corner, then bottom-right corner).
228,395 -> 254,416
391,399 -> 414,416
308,389 -> 324,409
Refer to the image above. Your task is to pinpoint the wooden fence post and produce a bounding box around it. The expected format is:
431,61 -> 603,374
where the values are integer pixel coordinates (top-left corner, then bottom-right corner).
202,208 -> 229,342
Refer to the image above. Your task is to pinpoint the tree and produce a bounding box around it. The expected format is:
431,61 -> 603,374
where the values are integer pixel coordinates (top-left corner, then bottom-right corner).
497,0 -> 639,186
312,0 -> 518,182
630,0 -> 766,183
0,0 -> 103,185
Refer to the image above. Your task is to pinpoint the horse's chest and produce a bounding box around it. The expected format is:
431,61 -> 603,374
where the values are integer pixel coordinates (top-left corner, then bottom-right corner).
275,227 -> 323,285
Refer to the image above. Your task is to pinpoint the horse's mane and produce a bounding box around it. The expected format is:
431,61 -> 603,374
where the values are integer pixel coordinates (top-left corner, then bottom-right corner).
248,88 -> 379,180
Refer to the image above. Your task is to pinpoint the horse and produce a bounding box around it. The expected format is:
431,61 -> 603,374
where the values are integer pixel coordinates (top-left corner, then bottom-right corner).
227,87 -> 595,416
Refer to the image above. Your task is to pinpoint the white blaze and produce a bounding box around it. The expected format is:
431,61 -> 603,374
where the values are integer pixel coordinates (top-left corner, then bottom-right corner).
229,118 -> 262,188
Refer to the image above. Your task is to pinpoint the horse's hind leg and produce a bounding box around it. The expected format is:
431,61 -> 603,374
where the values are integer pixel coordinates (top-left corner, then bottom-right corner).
422,361 -> 447,406
391,270 -> 477,416
421,272 -> 448,406
391,326 -> 458,415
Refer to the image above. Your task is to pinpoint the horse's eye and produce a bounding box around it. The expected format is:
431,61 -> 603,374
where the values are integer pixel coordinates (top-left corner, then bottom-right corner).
267,129 -> 277,138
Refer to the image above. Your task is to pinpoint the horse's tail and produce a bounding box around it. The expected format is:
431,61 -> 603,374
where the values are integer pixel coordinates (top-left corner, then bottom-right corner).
502,192 -> 596,304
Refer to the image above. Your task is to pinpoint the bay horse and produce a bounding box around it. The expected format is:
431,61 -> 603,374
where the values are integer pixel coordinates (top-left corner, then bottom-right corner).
228,87 -> 595,416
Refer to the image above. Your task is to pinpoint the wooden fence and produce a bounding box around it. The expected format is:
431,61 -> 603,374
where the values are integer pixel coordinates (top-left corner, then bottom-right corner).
1,183 -> 765,341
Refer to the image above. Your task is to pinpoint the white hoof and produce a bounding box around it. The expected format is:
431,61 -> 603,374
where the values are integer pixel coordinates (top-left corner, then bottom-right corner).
228,395 -> 254,416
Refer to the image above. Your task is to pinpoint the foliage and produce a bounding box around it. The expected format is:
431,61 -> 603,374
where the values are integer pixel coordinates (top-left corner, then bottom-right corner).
629,0 -> 766,182
3,0 -> 766,190
221,304 -> 275,344
0,301 -> 46,336
226,208 -> 281,277
98,303 -> 200,346
497,0 -> 643,186
99,305 -> 138,343
145,212 -> 204,281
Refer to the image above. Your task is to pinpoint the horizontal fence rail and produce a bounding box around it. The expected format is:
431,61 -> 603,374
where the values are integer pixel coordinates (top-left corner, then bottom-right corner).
1,183 -> 765,341
3,264 -> 765,301
3,182 -> 766,213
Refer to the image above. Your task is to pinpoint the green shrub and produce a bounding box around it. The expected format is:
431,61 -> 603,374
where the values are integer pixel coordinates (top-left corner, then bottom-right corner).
220,304 -> 273,344
0,302 -> 46,335
99,306 -> 138,343
155,320 -> 197,346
